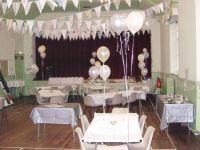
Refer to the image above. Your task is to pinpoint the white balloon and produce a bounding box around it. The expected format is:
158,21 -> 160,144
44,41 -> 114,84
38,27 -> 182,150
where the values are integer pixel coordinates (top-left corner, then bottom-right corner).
138,62 -> 145,70
95,61 -> 101,68
90,58 -> 95,65
97,46 -> 110,63
99,65 -> 111,81
141,68 -> 148,77
40,52 -> 46,59
38,45 -> 46,53
126,11 -> 144,35
110,13 -> 127,35
92,51 -> 97,58
143,48 -> 147,52
144,51 -> 149,59
138,54 -> 145,62
31,64 -> 39,74
88,66 -> 99,79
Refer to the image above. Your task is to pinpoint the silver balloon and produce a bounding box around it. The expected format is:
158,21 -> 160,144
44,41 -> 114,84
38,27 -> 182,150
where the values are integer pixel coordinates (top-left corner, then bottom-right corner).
144,51 -> 149,59
31,64 -> 39,74
141,68 -> 148,77
90,58 -> 95,65
138,62 -> 145,70
137,54 -> 145,62
97,46 -> 110,63
143,48 -> 147,52
95,61 -> 101,68
88,66 -> 99,79
99,65 -> 111,81
38,45 -> 46,54
40,52 -> 46,59
110,13 -> 127,35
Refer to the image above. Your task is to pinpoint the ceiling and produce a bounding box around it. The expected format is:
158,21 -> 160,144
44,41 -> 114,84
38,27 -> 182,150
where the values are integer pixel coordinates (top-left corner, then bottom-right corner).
0,0 -> 166,20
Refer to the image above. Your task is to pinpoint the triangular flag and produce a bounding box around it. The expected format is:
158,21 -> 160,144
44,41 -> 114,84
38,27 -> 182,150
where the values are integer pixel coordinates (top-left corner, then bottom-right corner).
99,0 -> 103,3
94,6 -> 102,18
76,21 -> 82,29
35,1 -> 43,13
13,2 -> 20,16
84,20 -> 92,30
21,0 -> 28,9
16,20 -> 24,32
62,0 -> 67,10
25,2 -> 32,15
84,10 -> 92,19
61,30 -> 67,39
125,0 -> 131,7
37,21 -> 44,32
51,19 -> 57,29
66,21 -> 72,31
104,3 -> 111,12
56,0 -> 63,7
2,3 -> 7,14
101,23 -> 106,32
113,0 -> 121,10
7,0 -> 13,8
27,20 -> 34,32
76,12 -> 83,22
6,19 -> 13,30
72,0 -> 79,8
88,0 -> 92,3
38,0 -> 46,10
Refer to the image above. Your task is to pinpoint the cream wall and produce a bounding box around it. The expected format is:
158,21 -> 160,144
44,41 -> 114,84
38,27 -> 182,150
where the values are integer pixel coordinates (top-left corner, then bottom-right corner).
178,0 -> 196,81
150,19 -> 161,73
0,26 -> 24,75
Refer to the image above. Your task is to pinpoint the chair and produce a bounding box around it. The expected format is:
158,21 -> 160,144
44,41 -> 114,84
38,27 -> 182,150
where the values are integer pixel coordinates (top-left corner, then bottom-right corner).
75,127 -> 96,150
97,144 -> 128,150
80,115 -> 90,134
106,94 -> 123,112
49,95 -> 66,104
112,107 -> 129,113
35,93 -> 49,104
128,126 -> 155,150
139,114 -> 147,135
83,96 -> 103,118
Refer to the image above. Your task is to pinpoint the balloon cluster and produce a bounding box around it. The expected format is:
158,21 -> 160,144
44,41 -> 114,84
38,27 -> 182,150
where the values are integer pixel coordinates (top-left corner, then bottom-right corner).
88,46 -> 111,81
110,11 -> 144,35
138,48 -> 149,78
38,45 -> 46,59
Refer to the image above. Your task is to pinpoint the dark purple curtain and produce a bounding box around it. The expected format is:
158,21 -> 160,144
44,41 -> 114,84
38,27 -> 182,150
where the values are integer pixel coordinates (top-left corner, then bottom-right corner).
35,31 -> 151,80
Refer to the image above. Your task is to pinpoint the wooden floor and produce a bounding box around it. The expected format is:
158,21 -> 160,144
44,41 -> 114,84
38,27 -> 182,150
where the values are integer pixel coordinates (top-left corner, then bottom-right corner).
0,96 -> 200,150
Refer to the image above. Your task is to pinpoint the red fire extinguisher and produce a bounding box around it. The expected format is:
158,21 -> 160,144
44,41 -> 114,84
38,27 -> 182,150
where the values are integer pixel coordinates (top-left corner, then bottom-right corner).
156,77 -> 161,88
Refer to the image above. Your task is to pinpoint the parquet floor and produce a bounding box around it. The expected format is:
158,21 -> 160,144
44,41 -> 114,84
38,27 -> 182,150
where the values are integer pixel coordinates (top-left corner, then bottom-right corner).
0,96 -> 200,150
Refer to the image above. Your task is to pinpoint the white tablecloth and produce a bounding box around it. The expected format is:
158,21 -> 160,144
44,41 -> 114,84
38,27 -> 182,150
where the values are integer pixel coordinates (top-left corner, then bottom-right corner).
83,113 -> 142,143
157,96 -> 194,130
7,80 -> 25,88
88,90 -> 146,107
38,89 -> 65,98
30,103 -> 82,127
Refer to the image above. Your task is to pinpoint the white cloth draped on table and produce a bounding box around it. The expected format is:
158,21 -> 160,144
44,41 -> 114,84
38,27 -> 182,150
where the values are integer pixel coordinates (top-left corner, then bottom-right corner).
83,113 -> 142,143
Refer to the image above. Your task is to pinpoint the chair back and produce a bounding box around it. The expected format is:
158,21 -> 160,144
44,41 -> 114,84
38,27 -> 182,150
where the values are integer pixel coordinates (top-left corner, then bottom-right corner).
83,96 -> 98,107
139,115 -> 147,135
111,94 -> 123,105
80,115 -> 90,134
35,93 -> 44,104
49,96 -> 66,104
129,92 -> 137,103
75,127 -> 86,150
143,126 -> 155,150
0,98 -> 4,110
112,108 -> 129,113
97,144 -> 128,150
